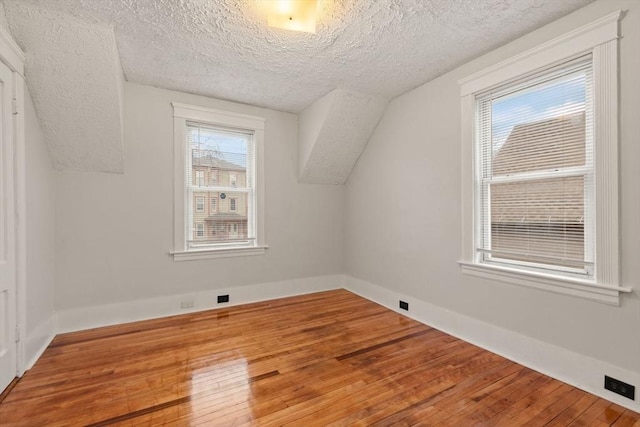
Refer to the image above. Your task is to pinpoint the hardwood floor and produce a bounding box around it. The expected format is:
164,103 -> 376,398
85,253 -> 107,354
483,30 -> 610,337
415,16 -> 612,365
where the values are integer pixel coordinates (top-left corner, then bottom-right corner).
1,289 -> 638,426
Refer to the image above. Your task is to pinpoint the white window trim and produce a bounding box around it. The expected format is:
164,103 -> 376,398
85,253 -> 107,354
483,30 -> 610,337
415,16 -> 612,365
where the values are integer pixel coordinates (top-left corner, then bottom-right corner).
458,10 -> 631,305
171,103 -> 267,261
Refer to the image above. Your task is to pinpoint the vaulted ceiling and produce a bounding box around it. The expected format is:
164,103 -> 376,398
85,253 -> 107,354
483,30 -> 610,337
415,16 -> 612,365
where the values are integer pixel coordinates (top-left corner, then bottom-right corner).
3,0 -> 594,178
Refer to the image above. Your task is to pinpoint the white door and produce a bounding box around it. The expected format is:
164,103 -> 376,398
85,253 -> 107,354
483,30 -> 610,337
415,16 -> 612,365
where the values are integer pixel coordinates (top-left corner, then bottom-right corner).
0,59 -> 17,393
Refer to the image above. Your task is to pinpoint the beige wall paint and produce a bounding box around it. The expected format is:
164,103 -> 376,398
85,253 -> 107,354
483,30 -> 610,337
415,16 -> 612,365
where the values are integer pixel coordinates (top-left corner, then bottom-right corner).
345,0 -> 640,373
54,82 -> 345,310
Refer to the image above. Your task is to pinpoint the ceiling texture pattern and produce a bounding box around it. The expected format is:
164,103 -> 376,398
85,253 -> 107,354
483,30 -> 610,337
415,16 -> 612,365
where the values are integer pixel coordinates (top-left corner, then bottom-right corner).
3,0 -> 594,175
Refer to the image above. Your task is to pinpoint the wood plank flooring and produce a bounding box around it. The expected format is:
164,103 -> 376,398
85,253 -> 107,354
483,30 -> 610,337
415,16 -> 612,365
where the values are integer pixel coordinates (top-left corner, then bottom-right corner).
1,289 -> 638,426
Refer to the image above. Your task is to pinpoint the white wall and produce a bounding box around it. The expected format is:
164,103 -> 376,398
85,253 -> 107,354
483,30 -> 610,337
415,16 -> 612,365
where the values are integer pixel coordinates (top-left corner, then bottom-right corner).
24,86 -> 55,364
345,0 -> 640,376
298,90 -> 334,178
0,0 -> 55,370
54,82 -> 344,311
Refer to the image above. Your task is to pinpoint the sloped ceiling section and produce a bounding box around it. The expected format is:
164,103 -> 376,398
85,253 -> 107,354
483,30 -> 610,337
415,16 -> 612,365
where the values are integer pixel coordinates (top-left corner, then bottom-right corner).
299,89 -> 387,185
5,2 -> 124,173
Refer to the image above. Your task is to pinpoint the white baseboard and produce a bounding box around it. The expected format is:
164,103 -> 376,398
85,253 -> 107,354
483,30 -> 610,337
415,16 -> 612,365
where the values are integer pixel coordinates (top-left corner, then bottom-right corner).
24,315 -> 55,371
56,274 -> 344,334
345,275 -> 640,413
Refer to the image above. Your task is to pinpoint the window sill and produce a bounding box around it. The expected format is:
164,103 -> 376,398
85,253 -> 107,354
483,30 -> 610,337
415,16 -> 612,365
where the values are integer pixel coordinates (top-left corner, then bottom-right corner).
171,245 -> 268,262
458,261 -> 632,306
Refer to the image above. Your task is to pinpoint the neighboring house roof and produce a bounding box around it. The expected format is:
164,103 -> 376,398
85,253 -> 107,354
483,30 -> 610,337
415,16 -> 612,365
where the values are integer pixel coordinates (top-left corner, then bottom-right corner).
192,151 -> 245,171
491,112 -> 585,224
493,112 -> 585,176
205,213 -> 247,222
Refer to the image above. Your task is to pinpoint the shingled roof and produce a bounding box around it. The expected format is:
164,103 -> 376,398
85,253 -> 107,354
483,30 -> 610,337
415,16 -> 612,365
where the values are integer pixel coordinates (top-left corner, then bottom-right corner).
491,112 -> 586,224
493,112 -> 585,176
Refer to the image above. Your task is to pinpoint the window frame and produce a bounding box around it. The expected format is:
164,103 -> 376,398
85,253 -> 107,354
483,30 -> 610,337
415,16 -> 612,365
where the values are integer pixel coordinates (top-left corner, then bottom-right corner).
195,196 -> 205,213
171,103 -> 267,261
195,170 -> 205,187
475,58 -> 595,279
458,10 -> 630,305
195,222 -> 205,238
210,195 -> 218,213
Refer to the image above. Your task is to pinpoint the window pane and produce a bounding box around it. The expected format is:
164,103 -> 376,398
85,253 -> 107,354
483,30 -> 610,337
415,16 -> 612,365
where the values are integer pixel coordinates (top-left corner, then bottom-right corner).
189,126 -> 248,189
195,196 -> 204,212
477,57 -> 594,275
187,123 -> 254,247
195,192 -> 247,243
490,69 -> 588,175
490,176 -> 584,267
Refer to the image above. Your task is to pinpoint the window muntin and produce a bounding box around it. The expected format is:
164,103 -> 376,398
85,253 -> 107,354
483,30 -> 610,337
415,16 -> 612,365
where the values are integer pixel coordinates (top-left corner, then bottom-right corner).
475,57 -> 594,278
186,122 -> 255,249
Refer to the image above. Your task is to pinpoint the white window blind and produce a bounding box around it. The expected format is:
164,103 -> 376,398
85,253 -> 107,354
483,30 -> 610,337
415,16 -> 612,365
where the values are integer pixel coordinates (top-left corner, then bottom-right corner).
186,122 -> 256,249
476,56 -> 594,277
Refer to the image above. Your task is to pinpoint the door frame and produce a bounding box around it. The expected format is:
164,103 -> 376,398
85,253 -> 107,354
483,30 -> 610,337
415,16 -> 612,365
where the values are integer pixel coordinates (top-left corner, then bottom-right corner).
0,24 -> 26,378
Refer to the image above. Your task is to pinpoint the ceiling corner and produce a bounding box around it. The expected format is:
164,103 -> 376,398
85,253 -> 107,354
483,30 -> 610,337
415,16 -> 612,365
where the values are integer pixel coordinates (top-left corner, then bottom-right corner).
298,88 -> 388,185
5,1 -> 125,174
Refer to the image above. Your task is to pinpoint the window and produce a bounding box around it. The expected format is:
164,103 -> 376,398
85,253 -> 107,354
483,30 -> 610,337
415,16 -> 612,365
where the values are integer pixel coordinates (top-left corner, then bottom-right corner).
195,196 -> 205,212
195,170 -> 204,186
458,11 -> 629,304
476,57 -> 593,277
172,103 -> 266,260
195,223 -> 204,238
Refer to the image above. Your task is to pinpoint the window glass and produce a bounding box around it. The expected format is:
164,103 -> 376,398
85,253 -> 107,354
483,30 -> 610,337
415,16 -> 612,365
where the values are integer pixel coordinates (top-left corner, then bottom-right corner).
476,57 -> 593,276
187,123 -> 254,248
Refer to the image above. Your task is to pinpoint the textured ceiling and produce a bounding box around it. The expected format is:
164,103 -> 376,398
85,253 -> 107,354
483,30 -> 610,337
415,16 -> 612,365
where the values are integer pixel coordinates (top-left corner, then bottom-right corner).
299,89 -> 387,185
6,0 -> 594,114
4,2 -> 125,173
3,0 -> 595,176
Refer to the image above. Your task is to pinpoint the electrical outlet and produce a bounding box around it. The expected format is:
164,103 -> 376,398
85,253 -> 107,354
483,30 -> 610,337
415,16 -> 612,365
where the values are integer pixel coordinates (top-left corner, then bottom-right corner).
605,375 -> 635,400
217,294 -> 230,304
399,300 -> 409,311
180,300 -> 194,309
